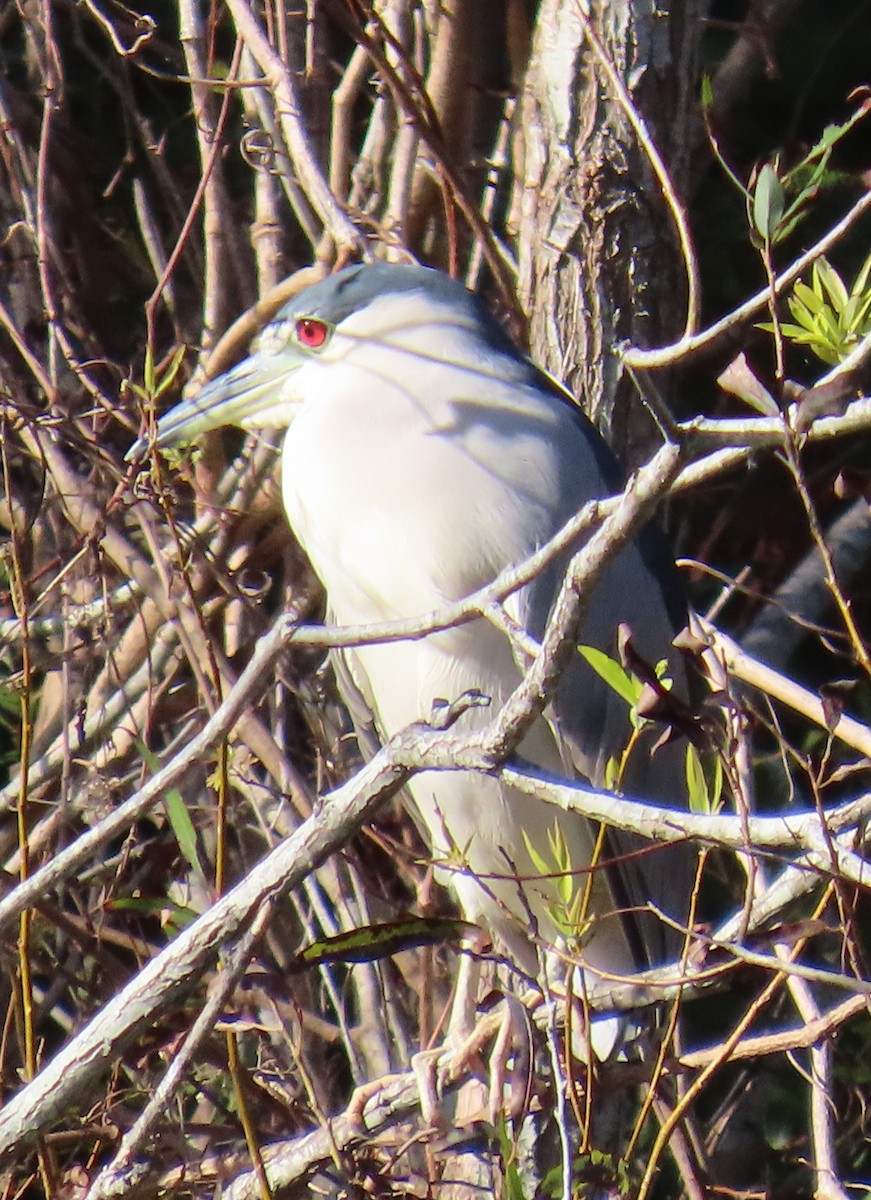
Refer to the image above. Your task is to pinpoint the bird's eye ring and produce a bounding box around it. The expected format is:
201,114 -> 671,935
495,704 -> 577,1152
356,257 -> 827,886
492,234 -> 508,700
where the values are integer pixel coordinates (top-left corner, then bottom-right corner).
296,317 -> 330,350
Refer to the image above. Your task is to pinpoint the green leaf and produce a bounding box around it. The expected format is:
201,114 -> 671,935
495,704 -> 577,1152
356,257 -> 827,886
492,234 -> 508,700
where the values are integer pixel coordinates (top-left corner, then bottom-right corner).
143,343 -> 156,396
802,341 -> 840,365
782,307 -> 819,335
108,895 -> 199,935
137,742 -> 204,878
578,644 -> 641,707
121,380 -> 149,404
294,917 -> 474,969
842,294 -> 861,330
523,824 -> 592,942
851,249 -> 871,297
154,344 -> 187,399
815,304 -> 842,344
523,829 -> 552,878
685,745 -> 723,815
546,822 -> 575,907
496,1113 -> 529,1199
685,744 -> 707,814
752,164 -> 785,242
818,121 -> 844,150
775,322 -> 826,343
792,280 -> 824,314
850,288 -> 871,329
813,258 -> 848,310
163,786 -> 203,877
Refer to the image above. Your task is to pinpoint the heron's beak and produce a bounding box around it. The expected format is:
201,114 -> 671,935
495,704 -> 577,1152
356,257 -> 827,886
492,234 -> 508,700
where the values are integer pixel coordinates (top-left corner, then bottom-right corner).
125,346 -> 305,463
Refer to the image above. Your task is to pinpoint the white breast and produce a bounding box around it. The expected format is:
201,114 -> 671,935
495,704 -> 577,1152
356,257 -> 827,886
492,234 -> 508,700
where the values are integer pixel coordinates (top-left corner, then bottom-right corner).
278,330 -> 643,1010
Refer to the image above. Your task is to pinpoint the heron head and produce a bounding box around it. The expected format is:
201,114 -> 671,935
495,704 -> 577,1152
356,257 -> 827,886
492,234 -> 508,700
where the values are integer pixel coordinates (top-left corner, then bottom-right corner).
126,262 -> 532,462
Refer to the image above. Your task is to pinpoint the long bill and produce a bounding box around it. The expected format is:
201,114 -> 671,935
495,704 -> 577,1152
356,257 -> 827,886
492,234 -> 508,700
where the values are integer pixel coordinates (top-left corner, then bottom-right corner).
126,347 -> 305,462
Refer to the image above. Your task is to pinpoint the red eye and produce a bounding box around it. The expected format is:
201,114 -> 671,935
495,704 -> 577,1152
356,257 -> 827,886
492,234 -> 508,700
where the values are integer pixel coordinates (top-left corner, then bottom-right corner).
296,317 -> 329,349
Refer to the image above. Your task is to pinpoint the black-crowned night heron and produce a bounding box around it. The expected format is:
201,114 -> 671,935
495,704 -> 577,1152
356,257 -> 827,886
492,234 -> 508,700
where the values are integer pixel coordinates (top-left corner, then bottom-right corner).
130,263 -> 688,1053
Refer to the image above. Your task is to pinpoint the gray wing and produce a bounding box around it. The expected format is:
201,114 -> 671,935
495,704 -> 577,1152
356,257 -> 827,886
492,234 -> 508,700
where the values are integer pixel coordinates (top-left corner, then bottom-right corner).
524,495 -> 694,970
329,638 -> 382,764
